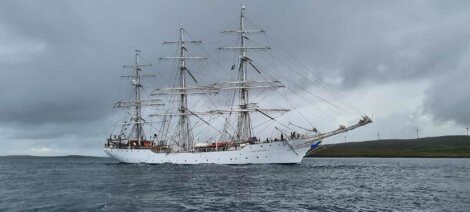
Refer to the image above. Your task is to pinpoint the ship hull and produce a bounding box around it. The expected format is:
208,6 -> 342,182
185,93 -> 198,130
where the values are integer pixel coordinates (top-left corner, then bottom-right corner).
104,138 -> 318,164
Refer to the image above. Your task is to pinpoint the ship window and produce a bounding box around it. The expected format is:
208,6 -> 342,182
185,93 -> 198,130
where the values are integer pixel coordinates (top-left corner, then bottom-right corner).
245,157 -> 248,159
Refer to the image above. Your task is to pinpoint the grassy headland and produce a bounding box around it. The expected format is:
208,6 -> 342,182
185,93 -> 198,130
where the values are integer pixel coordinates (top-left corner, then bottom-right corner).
307,135 -> 470,158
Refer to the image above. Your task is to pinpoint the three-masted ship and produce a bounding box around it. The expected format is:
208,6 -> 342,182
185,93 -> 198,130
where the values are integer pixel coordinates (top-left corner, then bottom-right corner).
104,6 -> 372,164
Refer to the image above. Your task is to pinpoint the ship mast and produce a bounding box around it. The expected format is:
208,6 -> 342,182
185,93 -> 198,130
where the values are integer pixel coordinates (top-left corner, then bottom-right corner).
132,50 -> 144,145
237,5 -> 252,141
114,50 -> 162,147
218,5 -> 285,142
154,27 -> 209,151
177,28 -> 192,151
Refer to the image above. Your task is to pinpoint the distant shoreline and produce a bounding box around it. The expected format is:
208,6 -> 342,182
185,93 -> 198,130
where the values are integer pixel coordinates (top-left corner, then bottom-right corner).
307,135 -> 470,158
308,155 -> 470,158
4,135 -> 470,159
2,155 -> 108,158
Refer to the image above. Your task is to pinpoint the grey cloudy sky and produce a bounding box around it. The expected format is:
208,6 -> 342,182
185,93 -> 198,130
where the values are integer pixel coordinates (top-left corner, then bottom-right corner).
1,0 -> 470,156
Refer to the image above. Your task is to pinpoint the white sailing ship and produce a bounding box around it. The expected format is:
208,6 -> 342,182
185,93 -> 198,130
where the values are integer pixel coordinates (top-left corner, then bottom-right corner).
104,5 -> 372,164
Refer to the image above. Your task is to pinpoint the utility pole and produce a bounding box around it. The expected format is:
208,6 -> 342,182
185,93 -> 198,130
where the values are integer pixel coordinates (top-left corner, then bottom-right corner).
377,131 -> 380,140
467,127 -> 469,136
416,128 -> 419,139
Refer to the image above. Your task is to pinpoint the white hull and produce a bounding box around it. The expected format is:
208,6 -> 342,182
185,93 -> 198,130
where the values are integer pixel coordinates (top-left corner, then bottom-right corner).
104,138 -> 318,164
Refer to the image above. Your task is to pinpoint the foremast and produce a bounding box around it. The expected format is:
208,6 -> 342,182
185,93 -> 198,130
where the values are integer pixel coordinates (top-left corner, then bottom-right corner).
218,5 -> 286,142
236,5 -> 252,141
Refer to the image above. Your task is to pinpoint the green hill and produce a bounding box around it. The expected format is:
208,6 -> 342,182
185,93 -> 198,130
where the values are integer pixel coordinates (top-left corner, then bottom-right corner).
307,135 -> 470,158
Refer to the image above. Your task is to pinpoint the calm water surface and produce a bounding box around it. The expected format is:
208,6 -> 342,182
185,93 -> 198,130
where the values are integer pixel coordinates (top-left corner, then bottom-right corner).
0,157 -> 468,211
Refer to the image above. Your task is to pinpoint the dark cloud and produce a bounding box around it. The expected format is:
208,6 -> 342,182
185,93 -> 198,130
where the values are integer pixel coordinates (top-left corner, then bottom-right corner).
424,68 -> 470,126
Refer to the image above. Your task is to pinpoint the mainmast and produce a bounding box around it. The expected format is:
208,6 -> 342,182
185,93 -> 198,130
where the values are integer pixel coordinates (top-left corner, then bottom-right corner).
177,28 -> 192,151
114,50 -> 161,147
154,27 -> 208,151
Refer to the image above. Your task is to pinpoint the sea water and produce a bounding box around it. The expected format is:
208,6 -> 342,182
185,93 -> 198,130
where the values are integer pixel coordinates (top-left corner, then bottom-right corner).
0,156 -> 469,211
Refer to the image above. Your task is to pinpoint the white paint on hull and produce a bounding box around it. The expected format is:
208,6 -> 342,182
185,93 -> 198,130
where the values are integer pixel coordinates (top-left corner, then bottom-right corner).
104,138 -> 317,164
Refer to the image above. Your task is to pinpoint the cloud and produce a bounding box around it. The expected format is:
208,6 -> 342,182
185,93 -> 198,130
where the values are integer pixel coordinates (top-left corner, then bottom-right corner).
29,147 -> 61,156
0,24 -> 48,63
423,52 -> 470,126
